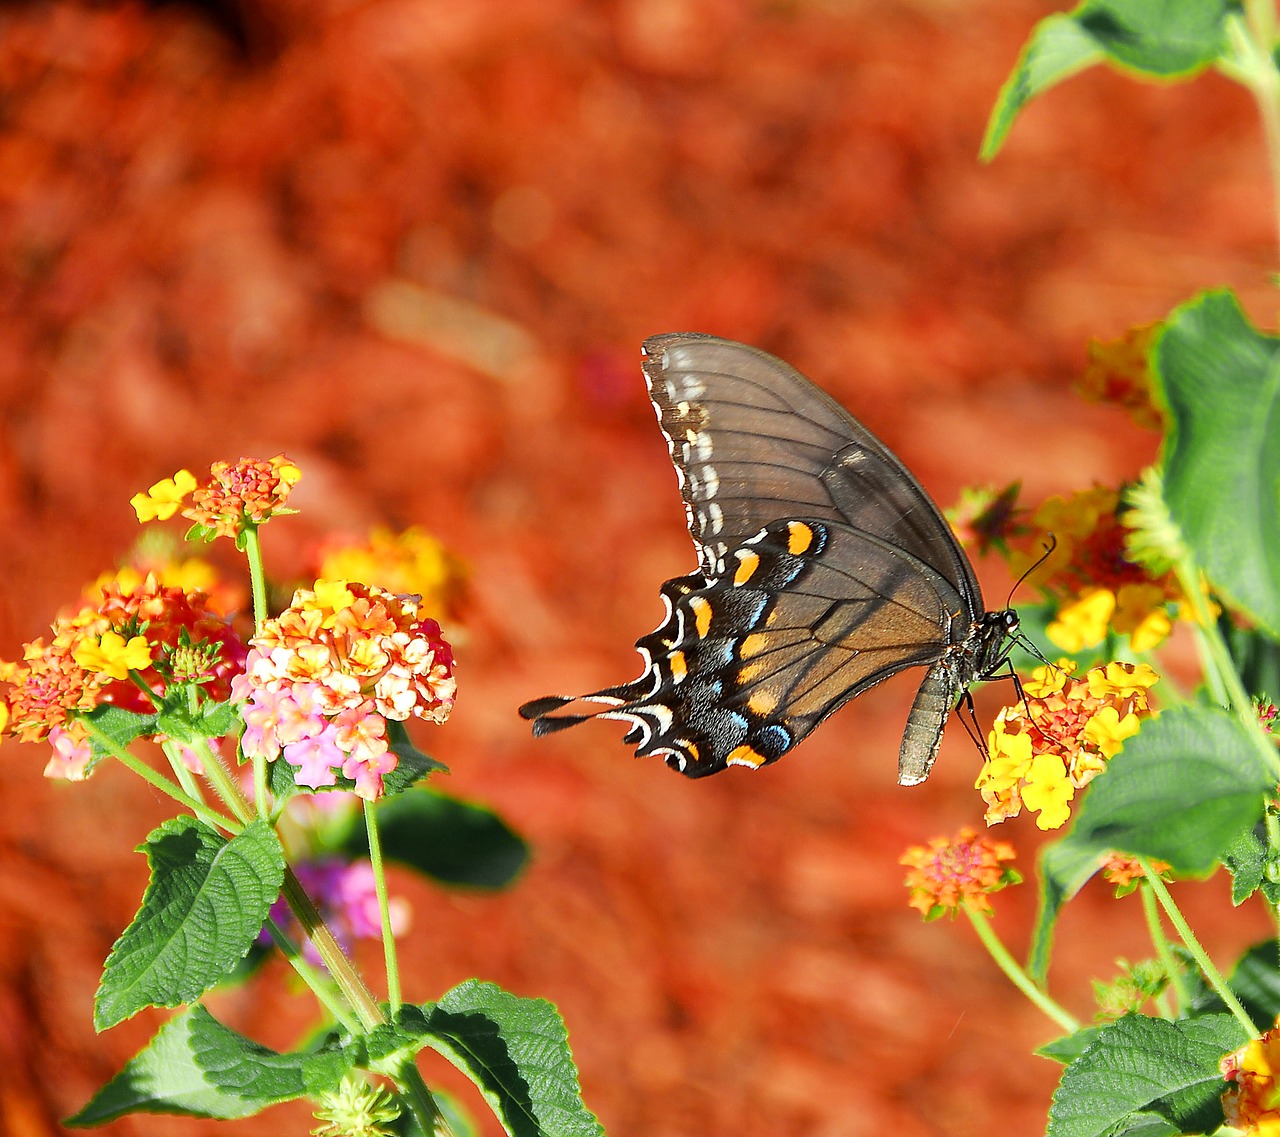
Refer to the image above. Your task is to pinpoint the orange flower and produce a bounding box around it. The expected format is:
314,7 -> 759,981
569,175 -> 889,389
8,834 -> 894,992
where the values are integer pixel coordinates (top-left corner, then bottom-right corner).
1075,323 -> 1164,431
184,454 -> 301,540
975,661 -> 1159,829
1100,852 -> 1170,890
900,827 -> 1019,918
1223,1020 -> 1280,1135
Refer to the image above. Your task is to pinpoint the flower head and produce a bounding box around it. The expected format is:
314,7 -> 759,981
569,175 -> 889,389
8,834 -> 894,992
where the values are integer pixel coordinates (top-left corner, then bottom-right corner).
1075,322 -> 1164,431
237,581 -> 455,799
1223,1020 -> 1280,1135
311,1074 -> 401,1137
900,827 -> 1019,918
946,483 -> 1026,556
976,661 -> 1158,829
1100,852 -> 1170,894
184,455 -> 301,541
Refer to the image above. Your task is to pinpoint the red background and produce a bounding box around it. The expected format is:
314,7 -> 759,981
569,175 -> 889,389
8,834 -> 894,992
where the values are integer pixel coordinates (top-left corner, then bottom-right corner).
0,1 -> 1276,1134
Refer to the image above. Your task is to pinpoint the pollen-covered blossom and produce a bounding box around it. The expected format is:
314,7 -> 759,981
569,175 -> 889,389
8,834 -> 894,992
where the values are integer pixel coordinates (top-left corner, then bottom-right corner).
976,660 -> 1159,830
184,454 -> 301,540
1222,1021 -> 1280,1135
900,827 -> 1019,918
1,575 -> 246,777
237,581 -> 455,799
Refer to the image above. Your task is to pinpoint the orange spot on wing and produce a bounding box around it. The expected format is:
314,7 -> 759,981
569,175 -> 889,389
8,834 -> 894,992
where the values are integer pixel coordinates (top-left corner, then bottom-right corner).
727,744 -> 767,768
689,595 -> 713,638
733,550 -> 760,586
787,521 -> 814,555
747,690 -> 779,717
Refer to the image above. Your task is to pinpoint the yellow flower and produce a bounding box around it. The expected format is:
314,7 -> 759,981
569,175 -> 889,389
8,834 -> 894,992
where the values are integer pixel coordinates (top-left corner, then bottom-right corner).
1223,1021 -> 1280,1134
1024,659 -> 1076,698
130,470 -> 197,523
1112,582 -> 1173,652
1082,705 -> 1142,759
1086,661 -> 1159,701
1021,753 -> 1076,830
306,580 -> 358,628
977,722 -> 1033,792
73,631 -> 153,681
1047,589 -> 1116,652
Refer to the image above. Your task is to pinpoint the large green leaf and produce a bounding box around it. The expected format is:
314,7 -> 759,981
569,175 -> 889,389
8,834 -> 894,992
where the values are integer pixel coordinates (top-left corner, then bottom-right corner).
983,0 -> 1233,159
1047,1013 -> 1246,1137
67,1005 -> 353,1125
95,817 -> 285,1030
1156,290 -> 1280,635
373,981 -> 604,1137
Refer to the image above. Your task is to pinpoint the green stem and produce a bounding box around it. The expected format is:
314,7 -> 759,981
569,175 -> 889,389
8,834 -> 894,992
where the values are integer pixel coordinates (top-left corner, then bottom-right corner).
197,737 -> 254,826
1142,860 -> 1258,1036
80,719 -> 237,834
263,916 -> 361,1034
364,799 -> 402,1012
1139,878 -> 1188,1014
1224,5 -> 1280,266
241,523 -> 270,632
963,903 -> 1080,1033
159,739 -> 205,803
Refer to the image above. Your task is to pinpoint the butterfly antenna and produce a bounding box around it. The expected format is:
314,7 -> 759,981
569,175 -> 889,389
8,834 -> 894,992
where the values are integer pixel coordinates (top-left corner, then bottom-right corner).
1004,533 -> 1057,609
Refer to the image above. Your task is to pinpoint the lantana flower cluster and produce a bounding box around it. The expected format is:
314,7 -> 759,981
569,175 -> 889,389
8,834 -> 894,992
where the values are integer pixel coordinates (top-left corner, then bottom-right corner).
1,575 -> 246,780
132,454 -> 301,539
1222,1022 -> 1280,1136
900,827 -> 1020,919
234,580 -> 456,799
976,660 -> 1159,830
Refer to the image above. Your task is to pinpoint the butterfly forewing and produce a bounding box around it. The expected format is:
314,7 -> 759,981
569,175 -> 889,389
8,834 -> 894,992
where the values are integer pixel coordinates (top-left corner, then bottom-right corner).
520,334 -> 1016,783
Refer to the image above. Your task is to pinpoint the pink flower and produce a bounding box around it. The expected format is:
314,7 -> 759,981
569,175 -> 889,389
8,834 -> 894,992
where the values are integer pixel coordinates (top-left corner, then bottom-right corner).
44,725 -> 92,781
282,724 -> 345,790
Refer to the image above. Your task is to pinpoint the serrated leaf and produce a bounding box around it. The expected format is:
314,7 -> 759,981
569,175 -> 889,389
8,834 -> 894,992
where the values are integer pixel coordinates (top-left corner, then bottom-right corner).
346,787 -> 529,890
381,720 -> 449,796
1047,1013 -> 1247,1137
381,981 -> 603,1137
1156,291 -> 1280,636
983,0 -> 1231,159
1222,826 -> 1267,905
95,817 -> 285,1030
1039,1025 -> 1107,1064
1056,706 -> 1272,875
66,1004 -> 353,1125
83,703 -> 160,759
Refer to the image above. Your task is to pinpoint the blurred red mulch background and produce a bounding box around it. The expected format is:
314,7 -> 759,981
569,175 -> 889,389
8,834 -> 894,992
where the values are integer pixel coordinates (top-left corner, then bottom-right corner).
1,1 -> 1277,1134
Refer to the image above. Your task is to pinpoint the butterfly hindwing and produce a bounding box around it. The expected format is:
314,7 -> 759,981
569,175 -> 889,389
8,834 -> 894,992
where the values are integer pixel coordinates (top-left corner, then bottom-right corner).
520,518 -> 970,777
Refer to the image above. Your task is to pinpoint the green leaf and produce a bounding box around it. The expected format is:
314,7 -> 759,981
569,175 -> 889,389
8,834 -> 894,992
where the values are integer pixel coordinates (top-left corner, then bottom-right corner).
983,0 -> 1232,159
66,1005 -> 353,1124
376,980 -> 604,1137
1222,826 -> 1267,905
1156,290 -> 1280,636
1039,1024 -> 1107,1064
982,15 -> 1106,159
346,787 -> 529,890
381,719 -> 449,796
1047,1013 -> 1247,1137
83,703 -> 159,764
95,817 -> 285,1030
1220,612 -> 1280,702
1055,706 -> 1271,875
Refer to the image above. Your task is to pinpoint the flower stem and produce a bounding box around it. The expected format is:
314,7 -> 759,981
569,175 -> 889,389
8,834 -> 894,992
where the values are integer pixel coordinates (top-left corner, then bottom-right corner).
1139,878 -> 1188,1014
1141,859 -> 1257,1036
963,903 -> 1080,1033
81,719 -> 237,834
364,799 -> 402,1013
241,523 -> 270,632
262,916 -> 361,1034
197,738 -> 254,826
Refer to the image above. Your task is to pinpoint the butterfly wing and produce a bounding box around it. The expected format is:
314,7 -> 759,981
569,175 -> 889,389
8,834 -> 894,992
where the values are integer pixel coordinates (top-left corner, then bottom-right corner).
642,333 -> 983,614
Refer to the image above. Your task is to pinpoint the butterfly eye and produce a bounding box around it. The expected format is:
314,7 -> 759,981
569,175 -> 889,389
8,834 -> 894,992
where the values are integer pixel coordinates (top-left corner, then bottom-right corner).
520,334 -> 1015,785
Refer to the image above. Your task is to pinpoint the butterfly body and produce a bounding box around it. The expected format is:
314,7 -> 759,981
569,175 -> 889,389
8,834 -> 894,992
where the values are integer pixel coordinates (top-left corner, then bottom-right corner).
521,334 -> 1017,785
